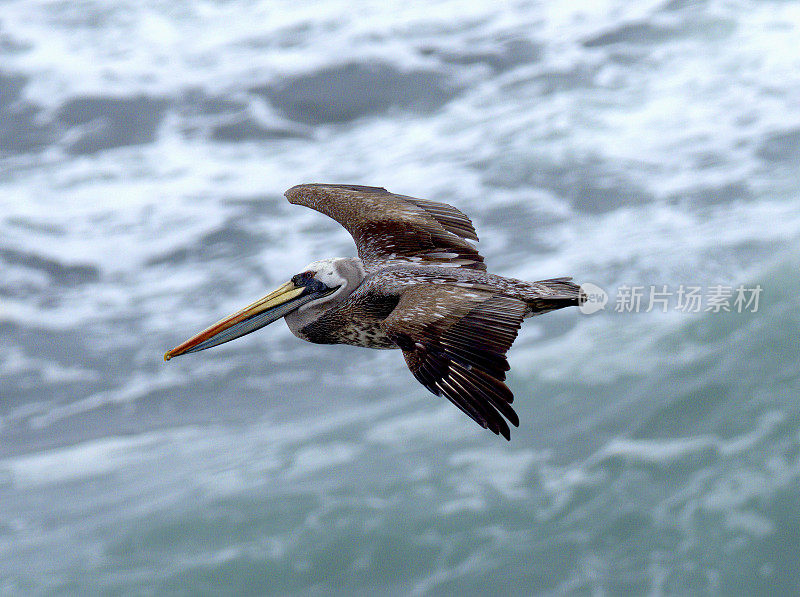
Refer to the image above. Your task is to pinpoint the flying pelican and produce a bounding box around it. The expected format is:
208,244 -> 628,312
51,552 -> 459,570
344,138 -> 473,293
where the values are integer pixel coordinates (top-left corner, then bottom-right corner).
165,184 -> 582,440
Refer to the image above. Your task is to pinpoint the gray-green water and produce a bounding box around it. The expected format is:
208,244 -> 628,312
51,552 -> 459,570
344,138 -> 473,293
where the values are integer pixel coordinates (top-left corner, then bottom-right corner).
1,0 -> 799,594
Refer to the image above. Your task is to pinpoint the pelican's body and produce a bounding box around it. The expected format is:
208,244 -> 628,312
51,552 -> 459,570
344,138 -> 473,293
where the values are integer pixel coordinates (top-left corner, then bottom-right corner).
285,260 -> 578,349
165,184 -> 583,440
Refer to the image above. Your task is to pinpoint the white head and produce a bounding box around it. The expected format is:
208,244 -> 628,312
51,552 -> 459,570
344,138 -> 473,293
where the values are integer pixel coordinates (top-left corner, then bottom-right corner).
284,257 -> 365,338
164,257 -> 366,359
291,258 -> 365,309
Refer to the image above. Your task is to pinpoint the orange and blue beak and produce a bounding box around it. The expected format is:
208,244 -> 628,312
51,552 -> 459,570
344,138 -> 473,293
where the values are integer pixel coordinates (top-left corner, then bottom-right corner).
164,280 -> 312,361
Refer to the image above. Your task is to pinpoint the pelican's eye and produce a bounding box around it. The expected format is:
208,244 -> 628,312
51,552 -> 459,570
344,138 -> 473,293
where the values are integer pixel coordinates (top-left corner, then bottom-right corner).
291,272 -> 330,296
291,271 -> 315,285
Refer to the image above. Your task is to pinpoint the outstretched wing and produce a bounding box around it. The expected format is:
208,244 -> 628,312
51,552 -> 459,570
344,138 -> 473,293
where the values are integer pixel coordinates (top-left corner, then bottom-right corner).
284,183 -> 486,271
381,284 -> 526,440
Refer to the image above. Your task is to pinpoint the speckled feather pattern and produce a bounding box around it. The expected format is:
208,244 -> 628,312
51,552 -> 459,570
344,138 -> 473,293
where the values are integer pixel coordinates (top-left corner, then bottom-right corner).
283,184 -> 582,439
285,184 -> 486,271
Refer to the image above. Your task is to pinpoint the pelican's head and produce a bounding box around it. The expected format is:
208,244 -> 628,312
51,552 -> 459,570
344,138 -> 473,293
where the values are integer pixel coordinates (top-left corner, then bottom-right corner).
164,257 -> 365,360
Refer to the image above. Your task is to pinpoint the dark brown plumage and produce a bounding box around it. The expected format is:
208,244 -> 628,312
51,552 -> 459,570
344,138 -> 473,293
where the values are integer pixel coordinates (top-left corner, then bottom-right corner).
165,183 -> 583,440
285,184 -> 486,270
282,184 -> 583,440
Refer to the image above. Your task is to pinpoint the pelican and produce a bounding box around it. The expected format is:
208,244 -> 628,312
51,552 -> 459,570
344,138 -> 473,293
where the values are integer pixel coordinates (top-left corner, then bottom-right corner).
165,184 -> 582,440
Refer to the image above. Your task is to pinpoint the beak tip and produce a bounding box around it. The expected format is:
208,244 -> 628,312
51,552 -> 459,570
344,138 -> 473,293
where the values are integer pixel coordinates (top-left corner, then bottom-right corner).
164,351 -> 173,362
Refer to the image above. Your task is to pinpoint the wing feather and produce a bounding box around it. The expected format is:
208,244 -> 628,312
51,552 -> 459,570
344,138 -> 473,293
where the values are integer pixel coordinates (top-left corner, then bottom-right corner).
382,286 -> 526,440
284,184 -> 486,271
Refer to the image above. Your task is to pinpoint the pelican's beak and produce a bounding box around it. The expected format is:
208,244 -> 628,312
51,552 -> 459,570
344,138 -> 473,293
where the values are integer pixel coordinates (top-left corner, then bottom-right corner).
164,280 -> 315,361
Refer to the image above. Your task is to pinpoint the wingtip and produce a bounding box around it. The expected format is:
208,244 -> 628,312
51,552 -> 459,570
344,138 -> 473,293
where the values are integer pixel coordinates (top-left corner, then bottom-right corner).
285,183 -> 389,203
284,184 -> 307,203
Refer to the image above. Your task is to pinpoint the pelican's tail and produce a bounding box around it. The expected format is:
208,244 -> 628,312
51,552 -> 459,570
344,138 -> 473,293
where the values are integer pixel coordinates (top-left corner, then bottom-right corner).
525,277 -> 585,316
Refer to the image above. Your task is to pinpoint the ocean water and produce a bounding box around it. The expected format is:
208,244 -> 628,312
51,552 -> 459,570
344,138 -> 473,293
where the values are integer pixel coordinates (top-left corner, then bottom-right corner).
1,0 -> 799,594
